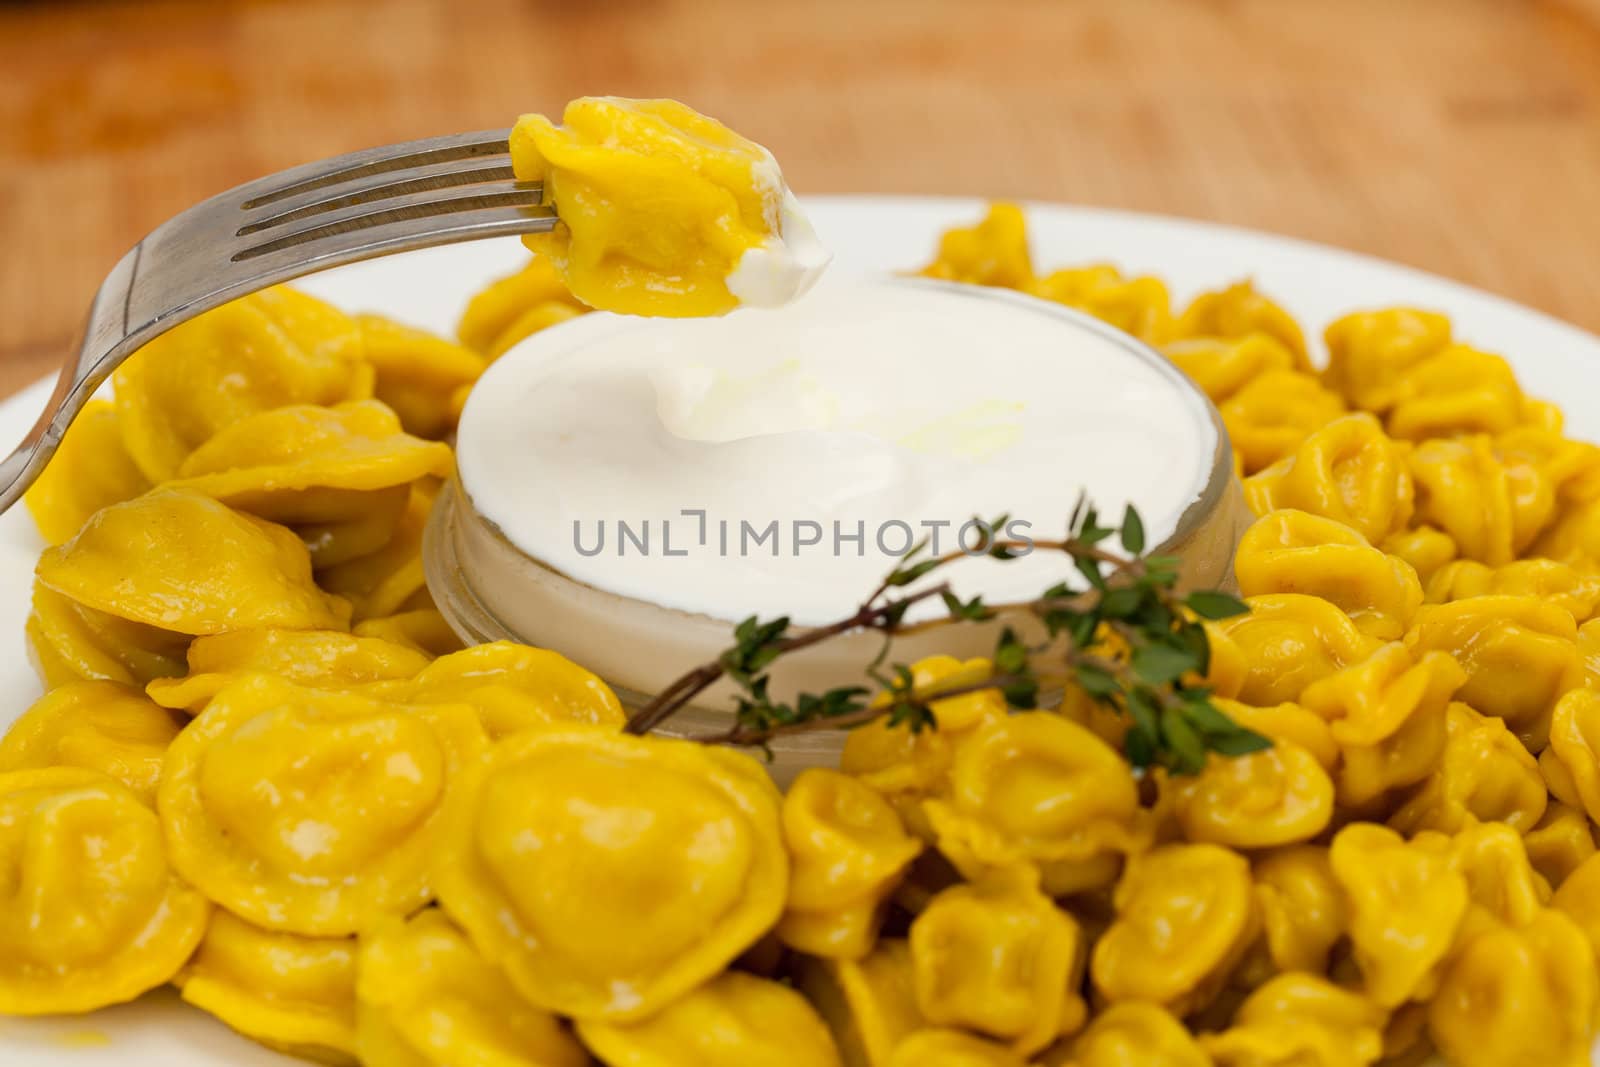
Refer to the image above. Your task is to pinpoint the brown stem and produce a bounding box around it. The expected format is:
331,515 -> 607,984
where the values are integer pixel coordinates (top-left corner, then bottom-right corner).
626,529 -> 1150,740
622,581 -> 955,735
688,669 -> 1060,746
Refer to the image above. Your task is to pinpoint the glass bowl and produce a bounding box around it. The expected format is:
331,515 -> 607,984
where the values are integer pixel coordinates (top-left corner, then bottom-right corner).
424,278 -> 1249,779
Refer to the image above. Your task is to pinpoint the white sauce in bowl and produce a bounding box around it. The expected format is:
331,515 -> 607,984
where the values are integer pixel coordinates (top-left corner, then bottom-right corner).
456,276 -> 1218,628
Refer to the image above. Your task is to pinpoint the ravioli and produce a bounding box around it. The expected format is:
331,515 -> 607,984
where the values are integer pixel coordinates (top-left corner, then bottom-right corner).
159,675 -> 486,935
114,286 -> 372,482
0,768 -> 210,1015
36,489 -> 351,636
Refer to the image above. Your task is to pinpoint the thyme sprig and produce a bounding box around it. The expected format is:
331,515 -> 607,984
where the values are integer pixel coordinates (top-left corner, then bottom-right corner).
623,500 -> 1270,774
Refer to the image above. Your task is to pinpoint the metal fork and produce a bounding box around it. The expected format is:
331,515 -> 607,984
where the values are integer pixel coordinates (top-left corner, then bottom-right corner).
0,128 -> 556,514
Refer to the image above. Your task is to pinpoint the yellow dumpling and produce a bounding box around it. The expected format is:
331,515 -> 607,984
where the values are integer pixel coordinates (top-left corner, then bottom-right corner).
1381,524 -> 1459,585
26,582 -> 190,691
114,286 -> 372,482
1219,370 -> 1347,475
778,768 -> 922,960
1384,345 -> 1530,441
455,254 -> 587,356
357,909 -> 587,1067
886,1029 -> 1027,1067
1216,594 -> 1380,705
512,97 -> 817,316
1541,687 -> 1600,826
1061,1002 -> 1209,1067
1525,802 -> 1597,889
1425,558 -> 1600,623
1026,265 -> 1173,344
1241,414 -> 1415,543
1253,844 -> 1346,974
1552,850 -> 1600,958
354,609 -> 466,657
1173,740 -> 1334,848
1428,907 -> 1596,1067
179,909 -> 358,1063
388,640 -> 626,736
146,627 -> 432,713
0,768 -> 210,1014
432,729 -> 786,1021
918,201 -> 1034,289
1091,843 -> 1256,1014
1447,821 -> 1550,927
1174,280 -> 1309,372
1496,424 -> 1600,497
1211,697 -> 1338,770
1233,509 -> 1422,640
159,675 -> 487,935
316,483 -> 434,622
1163,333 -> 1296,406
1329,823 -> 1467,1007
795,939 -> 924,1067
1321,306 -> 1453,412
839,655 -> 1008,839
1404,595 -> 1581,751
1409,435 -> 1555,566
1390,702 -> 1547,835
356,315 -> 486,439
909,869 -> 1085,1055
24,400 -> 151,545
578,971 -> 841,1067
1201,973 -> 1387,1067
36,488 -> 351,636
0,681 -> 180,804
1533,494 -> 1600,570
1300,642 -> 1465,808
165,400 -> 453,568
921,711 -> 1141,887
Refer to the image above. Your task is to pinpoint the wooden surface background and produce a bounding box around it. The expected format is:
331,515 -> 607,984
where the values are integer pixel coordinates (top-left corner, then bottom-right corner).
4,0 -> 1600,398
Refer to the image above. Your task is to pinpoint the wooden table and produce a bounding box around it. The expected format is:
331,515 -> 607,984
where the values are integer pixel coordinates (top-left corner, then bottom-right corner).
4,0 -> 1600,397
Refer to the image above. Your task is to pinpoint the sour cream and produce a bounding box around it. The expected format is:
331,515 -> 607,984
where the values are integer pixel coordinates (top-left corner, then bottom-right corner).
456,277 -> 1223,629
724,161 -> 832,307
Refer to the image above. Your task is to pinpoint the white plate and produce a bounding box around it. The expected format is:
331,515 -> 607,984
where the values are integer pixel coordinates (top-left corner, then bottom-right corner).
3,195 -> 1600,1065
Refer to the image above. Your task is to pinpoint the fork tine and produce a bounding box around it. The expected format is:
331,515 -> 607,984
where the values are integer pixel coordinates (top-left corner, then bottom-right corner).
231,186 -> 555,262
238,161 -> 533,236
238,130 -> 512,210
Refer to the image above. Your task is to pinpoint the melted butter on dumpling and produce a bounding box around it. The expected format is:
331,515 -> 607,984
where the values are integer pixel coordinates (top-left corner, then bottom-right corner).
0,768 -> 211,1014
36,489 -> 351,636
159,675 -> 487,935
432,729 -> 786,1021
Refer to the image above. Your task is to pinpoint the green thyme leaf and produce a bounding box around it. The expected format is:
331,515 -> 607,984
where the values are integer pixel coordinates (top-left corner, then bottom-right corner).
1131,643 -> 1197,686
1207,727 -> 1274,757
1120,504 -> 1145,555
886,559 -> 942,587
1186,590 -> 1250,620
1161,706 -> 1207,775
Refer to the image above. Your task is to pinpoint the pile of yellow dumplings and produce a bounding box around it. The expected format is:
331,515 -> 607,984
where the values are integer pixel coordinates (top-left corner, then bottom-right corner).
7,200 -> 1600,1067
